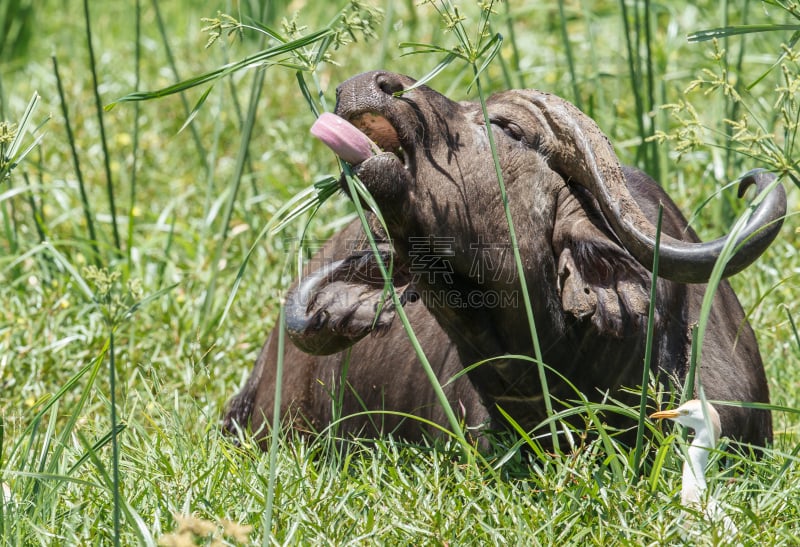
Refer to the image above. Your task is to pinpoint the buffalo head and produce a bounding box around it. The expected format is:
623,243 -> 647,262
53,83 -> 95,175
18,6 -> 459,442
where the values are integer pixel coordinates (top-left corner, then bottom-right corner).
243,71 -> 785,447
334,71 -> 784,280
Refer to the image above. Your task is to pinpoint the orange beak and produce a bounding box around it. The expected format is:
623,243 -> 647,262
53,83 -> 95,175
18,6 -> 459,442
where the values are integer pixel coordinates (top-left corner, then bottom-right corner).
650,408 -> 681,420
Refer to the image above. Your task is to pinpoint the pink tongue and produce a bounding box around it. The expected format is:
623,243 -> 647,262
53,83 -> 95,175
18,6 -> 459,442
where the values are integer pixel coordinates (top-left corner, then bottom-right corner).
310,112 -> 378,165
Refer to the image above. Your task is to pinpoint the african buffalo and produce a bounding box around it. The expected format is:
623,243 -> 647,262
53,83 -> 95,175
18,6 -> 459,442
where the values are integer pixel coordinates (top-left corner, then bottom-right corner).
224,71 -> 786,447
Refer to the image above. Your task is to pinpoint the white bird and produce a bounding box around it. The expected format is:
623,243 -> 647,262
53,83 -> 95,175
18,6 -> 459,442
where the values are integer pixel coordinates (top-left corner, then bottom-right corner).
651,399 -> 738,535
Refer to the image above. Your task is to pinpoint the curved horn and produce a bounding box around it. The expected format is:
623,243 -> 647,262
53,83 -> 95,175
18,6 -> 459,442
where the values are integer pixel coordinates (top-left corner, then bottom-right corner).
284,259 -> 362,355
510,90 -> 787,284
285,249 -> 402,355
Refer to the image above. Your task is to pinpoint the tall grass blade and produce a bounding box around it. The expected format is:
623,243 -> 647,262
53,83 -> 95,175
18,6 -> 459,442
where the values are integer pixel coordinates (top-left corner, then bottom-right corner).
107,27 -> 332,107
473,69 -> 557,448
786,305 -> 800,352
342,169 -> 470,455
296,72 -> 321,117
215,175 -> 338,329
495,405 -> 546,460
709,399 -> 800,416
41,344 -> 107,479
0,0 -> 34,62
686,174 -> 783,398
177,85 -> 215,135
745,31 -> 800,91
74,430 -> 155,546
618,0 -> 647,167
146,0 -> 208,168
648,432 -> 673,493
262,306 -> 286,545
557,0 -> 581,108
501,0 -> 525,88
689,24 -> 800,42
4,92 -> 42,162
33,400 -> 59,507
634,204 -> 663,473
198,58 -> 265,335
66,423 -> 127,477
395,50 -> 459,93
83,0 -> 121,254
108,330 -> 121,546
467,33 -> 503,91
0,179 -> 17,255
723,0 -> 750,180
683,324 -> 699,405
126,0 -> 142,272
0,413 -> 4,532
51,55 -> 100,265
41,241 -> 95,300
377,0 -> 395,67
23,173 -> 47,242
642,0 -> 659,178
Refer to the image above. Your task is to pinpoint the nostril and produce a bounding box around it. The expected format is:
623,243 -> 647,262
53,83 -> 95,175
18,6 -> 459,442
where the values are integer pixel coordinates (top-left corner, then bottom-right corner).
376,73 -> 404,96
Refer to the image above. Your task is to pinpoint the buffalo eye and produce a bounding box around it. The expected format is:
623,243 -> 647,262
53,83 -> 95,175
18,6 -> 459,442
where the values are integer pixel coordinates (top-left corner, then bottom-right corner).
492,117 -> 546,152
502,121 -> 525,141
490,116 -> 529,145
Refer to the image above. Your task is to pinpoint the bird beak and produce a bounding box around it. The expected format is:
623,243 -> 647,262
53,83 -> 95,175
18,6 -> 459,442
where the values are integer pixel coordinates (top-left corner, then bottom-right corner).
650,409 -> 680,420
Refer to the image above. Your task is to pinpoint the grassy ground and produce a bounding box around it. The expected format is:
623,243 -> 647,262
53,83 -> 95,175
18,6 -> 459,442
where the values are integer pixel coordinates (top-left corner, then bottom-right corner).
1,0 -> 798,545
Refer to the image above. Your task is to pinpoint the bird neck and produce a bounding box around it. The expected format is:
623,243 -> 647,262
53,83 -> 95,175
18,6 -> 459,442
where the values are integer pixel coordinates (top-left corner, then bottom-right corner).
681,431 -> 715,505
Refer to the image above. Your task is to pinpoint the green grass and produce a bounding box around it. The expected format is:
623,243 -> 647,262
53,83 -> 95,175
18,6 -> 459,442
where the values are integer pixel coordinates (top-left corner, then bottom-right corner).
1,0 -> 799,544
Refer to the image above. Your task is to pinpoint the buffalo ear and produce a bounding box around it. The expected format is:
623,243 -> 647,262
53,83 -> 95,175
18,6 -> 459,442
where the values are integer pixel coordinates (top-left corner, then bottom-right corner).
557,247 -> 597,320
553,192 -> 652,338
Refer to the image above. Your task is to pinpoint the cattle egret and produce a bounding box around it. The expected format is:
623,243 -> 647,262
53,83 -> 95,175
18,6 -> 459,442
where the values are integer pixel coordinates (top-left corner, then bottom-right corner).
651,399 -> 737,535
